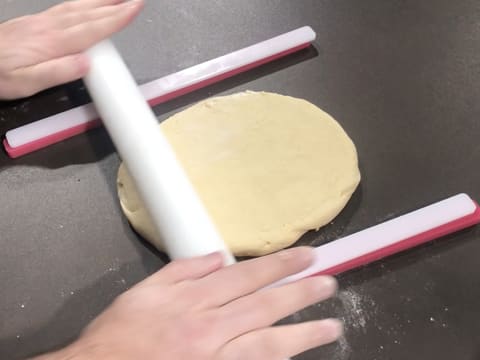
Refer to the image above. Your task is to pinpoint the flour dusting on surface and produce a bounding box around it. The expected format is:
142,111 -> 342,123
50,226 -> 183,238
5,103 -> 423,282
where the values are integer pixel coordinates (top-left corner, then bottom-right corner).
331,287 -> 377,360
338,288 -> 375,332
335,335 -> 352,360
287,286 -> 377,360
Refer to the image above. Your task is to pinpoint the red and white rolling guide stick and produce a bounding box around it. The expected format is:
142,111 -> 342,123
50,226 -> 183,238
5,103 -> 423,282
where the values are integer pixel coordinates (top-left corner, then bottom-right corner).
3,26 -> 316,158
276,193 -> 479,360
271,193 -> 480,288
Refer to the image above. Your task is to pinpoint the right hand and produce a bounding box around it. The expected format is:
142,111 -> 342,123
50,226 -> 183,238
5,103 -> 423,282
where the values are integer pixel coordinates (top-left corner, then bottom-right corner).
0,0 -> 143,100
37,247 -> 342,360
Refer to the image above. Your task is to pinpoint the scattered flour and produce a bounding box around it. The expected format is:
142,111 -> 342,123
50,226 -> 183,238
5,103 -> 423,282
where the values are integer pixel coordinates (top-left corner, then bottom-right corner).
338,288 -> 375,332
288,287 -> 376,360
335,335 -> 352,359
331,288 -> 377,360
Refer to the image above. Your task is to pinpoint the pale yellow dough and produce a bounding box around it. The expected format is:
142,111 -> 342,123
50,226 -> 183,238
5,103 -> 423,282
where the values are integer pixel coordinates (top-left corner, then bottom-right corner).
117,91 -> 360,256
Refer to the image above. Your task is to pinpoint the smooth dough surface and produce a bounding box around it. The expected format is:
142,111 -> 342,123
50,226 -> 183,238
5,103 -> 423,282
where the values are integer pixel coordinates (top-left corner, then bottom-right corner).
117,91 -> 360,256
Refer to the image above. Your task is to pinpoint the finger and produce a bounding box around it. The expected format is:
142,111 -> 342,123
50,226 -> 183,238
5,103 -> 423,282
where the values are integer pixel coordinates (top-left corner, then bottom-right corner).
219,319 -> 343,360
9,54 -> 89,98
55,3 -> 133,29
53,0 -> 143,56
48,0 -> 125,15
220,276 -> 337,336
194,247 -> 314,308
137,252 -> 225,288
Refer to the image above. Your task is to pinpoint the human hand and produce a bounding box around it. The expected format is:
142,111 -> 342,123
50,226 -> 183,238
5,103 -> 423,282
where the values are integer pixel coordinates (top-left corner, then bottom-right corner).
0,0 -> 143,100
37,248 -> 342,360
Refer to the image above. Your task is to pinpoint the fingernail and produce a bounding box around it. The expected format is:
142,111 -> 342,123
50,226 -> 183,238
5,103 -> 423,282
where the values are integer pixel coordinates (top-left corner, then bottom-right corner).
313,276 -> 338,295
198,252 -> 224,270
124,0 -> 143,9
74,54 -> 90,76
320,318 -> 344,340
204,251 -> 222,261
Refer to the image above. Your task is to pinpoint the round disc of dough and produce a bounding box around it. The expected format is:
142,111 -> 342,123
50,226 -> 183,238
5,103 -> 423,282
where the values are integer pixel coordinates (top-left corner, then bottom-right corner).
117,91 -> 360,256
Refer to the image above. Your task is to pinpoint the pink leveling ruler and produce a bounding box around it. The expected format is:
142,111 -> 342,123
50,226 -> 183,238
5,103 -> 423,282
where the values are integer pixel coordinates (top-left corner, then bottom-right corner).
3,26 -> 316,158
273,193 -> 480,287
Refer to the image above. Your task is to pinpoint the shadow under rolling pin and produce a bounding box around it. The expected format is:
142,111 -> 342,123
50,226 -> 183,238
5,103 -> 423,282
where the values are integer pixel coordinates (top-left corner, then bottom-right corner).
3,26 -> 316,158
272,193 -> 480,288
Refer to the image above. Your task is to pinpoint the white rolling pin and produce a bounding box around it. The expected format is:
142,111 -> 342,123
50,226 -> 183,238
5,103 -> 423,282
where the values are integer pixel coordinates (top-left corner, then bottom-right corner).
84,40 -> 235,265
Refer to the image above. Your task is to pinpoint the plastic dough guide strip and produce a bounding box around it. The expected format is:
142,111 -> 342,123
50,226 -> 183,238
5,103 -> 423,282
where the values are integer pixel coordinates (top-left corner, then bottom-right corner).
277,193 -> 480,360
3,26 -> 317,158
271,193 -> 480,288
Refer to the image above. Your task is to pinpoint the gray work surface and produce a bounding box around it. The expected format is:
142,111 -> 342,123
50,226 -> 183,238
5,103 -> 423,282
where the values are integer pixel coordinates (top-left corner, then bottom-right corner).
1,1 -> 480,359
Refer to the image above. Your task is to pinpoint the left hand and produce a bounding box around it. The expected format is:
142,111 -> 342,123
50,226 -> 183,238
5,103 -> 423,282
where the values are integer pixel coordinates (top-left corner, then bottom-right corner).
0,0 -> 143,100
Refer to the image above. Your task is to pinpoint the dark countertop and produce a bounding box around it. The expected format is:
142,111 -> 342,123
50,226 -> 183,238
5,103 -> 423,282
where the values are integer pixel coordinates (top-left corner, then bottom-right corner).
1,1 -> 480,359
